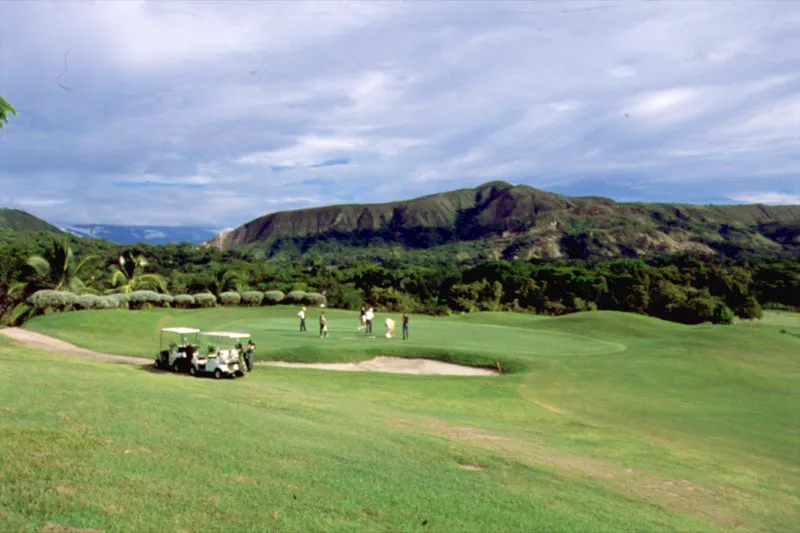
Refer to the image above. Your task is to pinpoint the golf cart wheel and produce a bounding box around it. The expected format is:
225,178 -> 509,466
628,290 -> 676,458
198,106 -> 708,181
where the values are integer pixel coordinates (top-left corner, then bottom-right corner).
214,369 -> 222,380
189,366 -> 197,377
172,362 -> 180,373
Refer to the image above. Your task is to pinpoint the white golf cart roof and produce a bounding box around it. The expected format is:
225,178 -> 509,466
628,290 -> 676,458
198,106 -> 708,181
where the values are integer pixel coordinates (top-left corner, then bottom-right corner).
161,327 -> 200,334
201,331 -> 251,339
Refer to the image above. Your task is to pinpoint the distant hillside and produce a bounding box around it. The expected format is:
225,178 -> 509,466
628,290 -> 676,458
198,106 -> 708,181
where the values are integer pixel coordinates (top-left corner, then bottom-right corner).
205,181 -> 800,260
61,224 -> 221,245
0,208 -> 61,233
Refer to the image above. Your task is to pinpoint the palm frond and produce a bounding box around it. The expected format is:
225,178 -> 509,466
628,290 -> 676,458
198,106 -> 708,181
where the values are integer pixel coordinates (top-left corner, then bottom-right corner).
73,254 -> 98,276
7,303 -> 35,326
138,273 -> 168,292
26,256 -> 52,278
8,280 -> 27,298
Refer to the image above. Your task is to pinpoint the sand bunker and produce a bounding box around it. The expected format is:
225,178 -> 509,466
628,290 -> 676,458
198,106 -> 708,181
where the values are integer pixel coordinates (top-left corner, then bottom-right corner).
263,356 -> 498,376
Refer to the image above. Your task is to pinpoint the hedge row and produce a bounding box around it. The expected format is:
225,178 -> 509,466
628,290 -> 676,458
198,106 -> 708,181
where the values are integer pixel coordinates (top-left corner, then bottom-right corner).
27,290 -> 327,311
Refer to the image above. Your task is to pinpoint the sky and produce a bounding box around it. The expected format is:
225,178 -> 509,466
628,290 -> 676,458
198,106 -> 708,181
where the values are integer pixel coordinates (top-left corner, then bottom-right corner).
0,0 -> 799,228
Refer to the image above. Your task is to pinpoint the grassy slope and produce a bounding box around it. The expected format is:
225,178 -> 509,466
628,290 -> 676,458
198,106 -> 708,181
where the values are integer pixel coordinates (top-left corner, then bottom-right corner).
2,311 -> 799,531
0,208 -> 60,232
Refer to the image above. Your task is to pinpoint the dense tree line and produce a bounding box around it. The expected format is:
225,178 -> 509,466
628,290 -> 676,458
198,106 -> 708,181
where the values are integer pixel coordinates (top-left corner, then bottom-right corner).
1,230 -> 797,326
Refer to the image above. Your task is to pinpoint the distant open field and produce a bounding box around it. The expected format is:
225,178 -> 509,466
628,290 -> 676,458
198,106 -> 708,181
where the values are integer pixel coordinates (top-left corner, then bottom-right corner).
1,309 -> 798,531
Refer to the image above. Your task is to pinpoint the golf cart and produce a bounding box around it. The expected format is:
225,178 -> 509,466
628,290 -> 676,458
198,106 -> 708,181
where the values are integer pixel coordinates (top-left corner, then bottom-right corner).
190,331 -> 253,379
154,327 -> 201,373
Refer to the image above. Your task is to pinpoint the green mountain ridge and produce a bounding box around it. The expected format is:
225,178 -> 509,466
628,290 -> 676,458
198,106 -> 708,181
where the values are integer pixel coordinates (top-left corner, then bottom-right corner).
205,181 -> 800,260
0,208 -> 61,233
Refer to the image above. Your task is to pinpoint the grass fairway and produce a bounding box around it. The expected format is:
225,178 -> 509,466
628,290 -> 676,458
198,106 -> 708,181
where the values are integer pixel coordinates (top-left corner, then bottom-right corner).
1,309 -> 799,531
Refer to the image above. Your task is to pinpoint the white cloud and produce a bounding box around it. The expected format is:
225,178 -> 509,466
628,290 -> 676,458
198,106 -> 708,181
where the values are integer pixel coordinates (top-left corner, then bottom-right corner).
728,192 -> 800,205
235,135 -> 425,168
631,88 -> 698,117
14,198 -> 69,208
2,0 -> 799,225
116,174 -> 213,185
549,100 -> 582,112
608,65 -> 636,78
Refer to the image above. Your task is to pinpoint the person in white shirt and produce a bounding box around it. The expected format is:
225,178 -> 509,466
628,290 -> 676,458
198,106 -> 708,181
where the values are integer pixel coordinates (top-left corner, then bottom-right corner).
384,317 -> 395,338
364,308 -> 374,335
298,307 -> 307,332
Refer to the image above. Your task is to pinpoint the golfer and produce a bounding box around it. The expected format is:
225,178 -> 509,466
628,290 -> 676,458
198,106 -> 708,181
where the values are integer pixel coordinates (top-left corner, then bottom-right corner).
319,311 -> 329,338
359,305 -> 367,330
245,340 -> 255,372
298,307 -> 307,332
403,312 -> 409,340
385,317 -> 396,338
364,307 -> 375,335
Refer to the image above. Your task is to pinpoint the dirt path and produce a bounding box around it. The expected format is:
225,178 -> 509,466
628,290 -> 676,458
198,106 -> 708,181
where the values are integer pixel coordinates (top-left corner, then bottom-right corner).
0,328 -> 498,376
0,328 -> 146,365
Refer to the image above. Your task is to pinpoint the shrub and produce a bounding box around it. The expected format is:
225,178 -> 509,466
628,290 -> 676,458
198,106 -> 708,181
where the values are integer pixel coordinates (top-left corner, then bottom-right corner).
219,291 -> 242,306
173,294 -> 195,309
107,293 -> 130,309
711,303 -> 735,325
325,283 -> 362,310
240,291 -> 264,306
95,296 -> 120,310
77,294 -> 101,310
28,290 -> 78,312
263,291 -> 286,305
157,293 -> 174,307
304,292 -> 327,306
193,293 -> 217,308
428,304 -> 451,316
284,290 -> 307,304
128,290 -> 162,310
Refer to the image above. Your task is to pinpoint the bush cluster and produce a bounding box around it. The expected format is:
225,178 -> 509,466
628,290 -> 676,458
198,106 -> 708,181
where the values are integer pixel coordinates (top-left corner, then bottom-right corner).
25,289 -> 327,319
193,293 -> 217,308
263,291 -> 285,305
240,291 -> 264,306
173,294 -> 195,309
219,291 -> 242,306
28,290 -> 79,311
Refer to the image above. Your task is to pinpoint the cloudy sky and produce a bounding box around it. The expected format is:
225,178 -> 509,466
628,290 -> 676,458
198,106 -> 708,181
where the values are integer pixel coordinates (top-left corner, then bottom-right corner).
1,0 -> 799,228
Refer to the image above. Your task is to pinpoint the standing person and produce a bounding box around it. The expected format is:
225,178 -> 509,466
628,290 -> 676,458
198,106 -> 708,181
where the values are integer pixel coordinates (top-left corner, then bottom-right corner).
359,305 -> 367,330
402,312 -> 409,340
245,340 -> 256,372
319,311 -> 329,338
298,307 -> 307,332
384,317 -> 395,338
365,307 -> 374,335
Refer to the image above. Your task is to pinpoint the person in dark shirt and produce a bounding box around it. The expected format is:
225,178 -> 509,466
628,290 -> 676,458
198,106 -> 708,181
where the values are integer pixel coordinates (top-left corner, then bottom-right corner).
402,312 -> 409,340
245,340 -> 255,372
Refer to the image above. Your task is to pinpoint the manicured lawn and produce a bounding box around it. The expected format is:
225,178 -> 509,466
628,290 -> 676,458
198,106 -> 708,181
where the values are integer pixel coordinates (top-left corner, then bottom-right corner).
22,306 -> 625,372
1,309 -> 798,531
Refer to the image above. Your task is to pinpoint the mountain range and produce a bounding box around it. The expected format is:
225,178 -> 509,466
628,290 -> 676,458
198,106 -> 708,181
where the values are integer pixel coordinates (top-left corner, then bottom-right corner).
203,181 -> 800,260
59,224 -> 221,245
4,181 -> 800,259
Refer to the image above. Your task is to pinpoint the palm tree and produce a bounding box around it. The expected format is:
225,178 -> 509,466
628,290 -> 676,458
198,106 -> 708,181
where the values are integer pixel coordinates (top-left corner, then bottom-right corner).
0,96 -> 16,130
189,265 -> 245,296
107,252 -> 167,294
5,237 -> 96,325
24,237 -> 97,293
